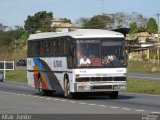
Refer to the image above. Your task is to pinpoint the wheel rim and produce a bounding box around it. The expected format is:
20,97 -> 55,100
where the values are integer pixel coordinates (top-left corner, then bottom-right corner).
67,82 -> 70,96
64,79 -> 68,97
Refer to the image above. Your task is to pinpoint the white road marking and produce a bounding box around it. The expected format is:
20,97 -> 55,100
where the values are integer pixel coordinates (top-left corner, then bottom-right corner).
69,101 -> 76,103
39,97 -> 45,99
53,99 -> 59,101
2,91 -> 10,94
122,108 -> 131,111
110,106 -> 119,109
33,96 -> 38,98
151,112 -> 160,114
16,94 -> 21,96
27,95 -> 32,97
88,104 -> 96,106
45,97 -> 52,100
98,105 -> 107,107
78,102 -> 87,105
135,109 -> 145,112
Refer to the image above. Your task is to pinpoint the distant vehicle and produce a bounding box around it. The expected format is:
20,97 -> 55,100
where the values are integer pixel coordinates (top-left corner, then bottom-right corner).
0,71 -> 4,82
16,59 -> 26,66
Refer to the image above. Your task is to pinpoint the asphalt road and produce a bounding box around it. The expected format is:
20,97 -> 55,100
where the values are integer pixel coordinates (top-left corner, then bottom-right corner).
0,81 -> 160,116
128,73 -> 160,80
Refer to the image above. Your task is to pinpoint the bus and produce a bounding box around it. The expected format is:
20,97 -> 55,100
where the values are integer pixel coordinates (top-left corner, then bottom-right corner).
27,29 -> 127,99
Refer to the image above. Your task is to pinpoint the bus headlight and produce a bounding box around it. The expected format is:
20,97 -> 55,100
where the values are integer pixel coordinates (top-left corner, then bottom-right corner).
114,85 -> 119,89
119,85 -> 126,89
78,86 -> 91,91
114,85 -> 126,90
76,74 -> 80,78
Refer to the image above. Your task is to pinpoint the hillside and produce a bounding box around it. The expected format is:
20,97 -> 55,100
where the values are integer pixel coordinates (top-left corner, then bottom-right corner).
0,44 -> 27,61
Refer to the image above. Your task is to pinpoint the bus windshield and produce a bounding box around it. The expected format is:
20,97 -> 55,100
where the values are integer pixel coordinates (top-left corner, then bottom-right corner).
75,38 -> 126,67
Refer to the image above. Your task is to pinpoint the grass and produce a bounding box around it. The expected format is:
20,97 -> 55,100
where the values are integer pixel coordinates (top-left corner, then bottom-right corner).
127,78 -> 160,95
128,61 -> 160,74
5,68 -> 27,83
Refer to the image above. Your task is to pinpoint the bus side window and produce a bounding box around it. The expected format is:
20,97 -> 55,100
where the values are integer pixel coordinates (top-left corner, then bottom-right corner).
52,40 -> 55,56
67,39 -> 75,68
55,39 -> 59,56
40,40 -> 44,57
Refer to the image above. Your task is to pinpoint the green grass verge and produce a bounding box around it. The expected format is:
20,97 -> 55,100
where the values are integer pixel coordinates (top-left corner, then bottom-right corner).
6,68 -> 27,83
128,61 -> 160,74
127,78 -> 160,95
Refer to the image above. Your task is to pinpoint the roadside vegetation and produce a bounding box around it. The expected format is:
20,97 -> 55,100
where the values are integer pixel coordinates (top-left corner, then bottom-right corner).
128,61 -> 160,74
127,78 -> 160,95
5,68 -> 27,83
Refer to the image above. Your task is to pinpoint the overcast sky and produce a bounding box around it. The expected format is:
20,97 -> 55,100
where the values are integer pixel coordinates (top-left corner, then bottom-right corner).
0,0 -> 160,27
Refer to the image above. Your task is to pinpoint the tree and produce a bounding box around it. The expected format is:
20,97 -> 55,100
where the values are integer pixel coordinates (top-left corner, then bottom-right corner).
108,12 -> 126,29
75,17 -> 90,28
0,23 -> 8,42
61,18 -> 71,23
129,22 -> 138,34
0,23 -> 10,45
81,14 -> 114,29
146,18 -> 158,34
0,23 -> 4,32
24,11 -> 53,33
128,22 -> 138,43
107,12 -> 148,29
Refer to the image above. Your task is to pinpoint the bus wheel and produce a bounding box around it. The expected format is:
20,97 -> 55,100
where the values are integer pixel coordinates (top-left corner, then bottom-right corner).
39,88 -> 46,96
38,81 -> 47,96
64,78 -> 73,99
109,91 -> 118,99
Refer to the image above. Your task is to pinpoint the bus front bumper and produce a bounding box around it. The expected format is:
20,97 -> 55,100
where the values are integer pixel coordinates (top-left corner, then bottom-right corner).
74,82 -> 127,92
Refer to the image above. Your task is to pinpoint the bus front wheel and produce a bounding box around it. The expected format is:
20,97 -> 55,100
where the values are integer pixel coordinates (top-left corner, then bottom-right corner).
64,78 -> 73,99
109,91 -> 119,99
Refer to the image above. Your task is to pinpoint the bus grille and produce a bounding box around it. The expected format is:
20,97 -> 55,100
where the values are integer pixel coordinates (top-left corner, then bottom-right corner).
76,77 -> 126,82
92,85 -> 112,90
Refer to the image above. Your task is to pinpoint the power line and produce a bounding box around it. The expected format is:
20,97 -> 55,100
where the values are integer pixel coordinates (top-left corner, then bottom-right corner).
157,13 -> 160,69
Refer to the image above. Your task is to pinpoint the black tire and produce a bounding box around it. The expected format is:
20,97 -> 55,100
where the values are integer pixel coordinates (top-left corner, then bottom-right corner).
64,78 -> 74,99
39,88 -> 47,96
38,77 -> 46,96
109,91 -> 119,99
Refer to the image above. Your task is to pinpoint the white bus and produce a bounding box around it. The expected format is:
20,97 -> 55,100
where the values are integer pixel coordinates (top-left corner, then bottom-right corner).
27,29 -> 127,99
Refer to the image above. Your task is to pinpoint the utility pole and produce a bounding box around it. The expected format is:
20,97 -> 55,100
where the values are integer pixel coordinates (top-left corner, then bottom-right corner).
157,14 -> 160,69
101,0 -> 104,15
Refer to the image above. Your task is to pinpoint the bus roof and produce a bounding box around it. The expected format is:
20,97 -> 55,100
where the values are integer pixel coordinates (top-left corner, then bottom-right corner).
28,29 -> 124,40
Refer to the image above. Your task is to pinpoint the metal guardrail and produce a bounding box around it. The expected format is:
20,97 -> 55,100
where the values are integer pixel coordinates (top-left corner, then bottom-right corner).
0,61 -> 14,80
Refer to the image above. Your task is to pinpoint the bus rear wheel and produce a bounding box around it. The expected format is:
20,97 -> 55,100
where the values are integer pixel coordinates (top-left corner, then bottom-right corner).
64,78 -> 73,99
39,88 -> 47,96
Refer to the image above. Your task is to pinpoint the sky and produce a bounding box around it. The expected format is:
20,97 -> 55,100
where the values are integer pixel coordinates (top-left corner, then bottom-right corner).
0,0 -> 160,27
